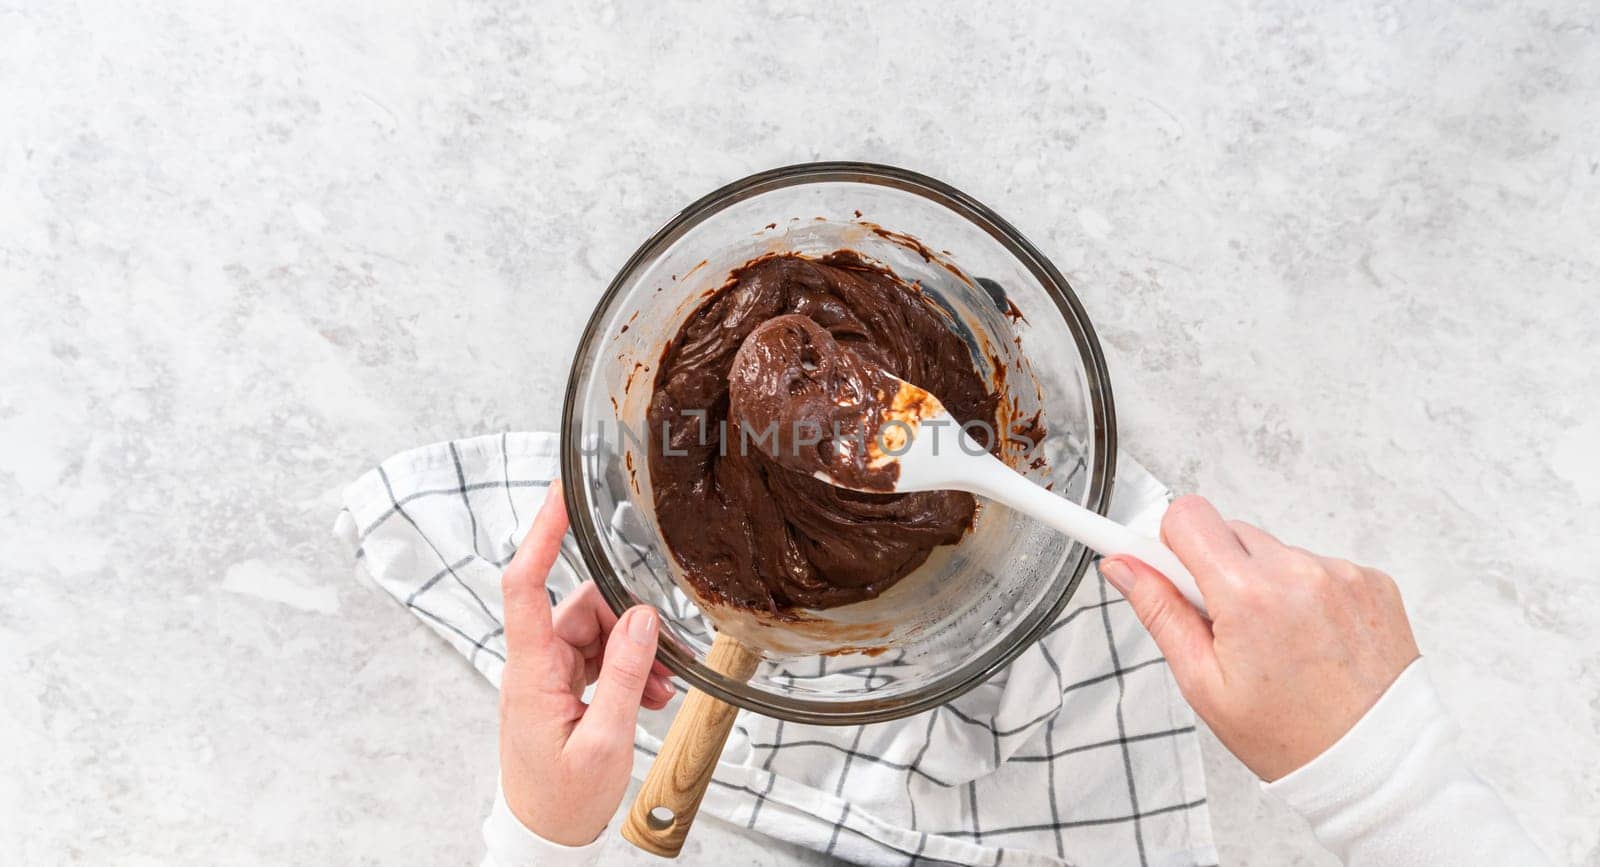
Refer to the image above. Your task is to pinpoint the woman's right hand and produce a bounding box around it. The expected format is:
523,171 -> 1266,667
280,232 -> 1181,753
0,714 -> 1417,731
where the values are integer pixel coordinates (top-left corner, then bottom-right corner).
1099,496 -> 1421,781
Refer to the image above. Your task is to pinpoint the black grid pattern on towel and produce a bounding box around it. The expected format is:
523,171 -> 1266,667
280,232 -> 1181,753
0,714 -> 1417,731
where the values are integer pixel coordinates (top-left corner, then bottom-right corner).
343,435 -> 1212,866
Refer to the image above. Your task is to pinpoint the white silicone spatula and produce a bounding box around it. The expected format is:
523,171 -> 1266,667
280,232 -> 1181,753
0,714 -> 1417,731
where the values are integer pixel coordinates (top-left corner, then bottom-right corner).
817,375 -> 1208,615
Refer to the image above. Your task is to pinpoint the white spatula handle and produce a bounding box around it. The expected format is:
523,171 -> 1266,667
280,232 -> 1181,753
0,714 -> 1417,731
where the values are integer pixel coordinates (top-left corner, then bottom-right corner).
965,462 -> 1208,616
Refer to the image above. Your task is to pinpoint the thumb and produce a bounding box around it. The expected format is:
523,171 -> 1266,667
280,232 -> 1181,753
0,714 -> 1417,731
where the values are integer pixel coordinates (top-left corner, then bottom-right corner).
1100,557 -> 1220,701
502,487 -> 568,658
572,606 -> 660,749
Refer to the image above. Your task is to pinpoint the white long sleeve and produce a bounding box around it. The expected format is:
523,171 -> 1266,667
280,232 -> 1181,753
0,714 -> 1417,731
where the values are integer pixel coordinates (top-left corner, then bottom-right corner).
480,779 -> 605,867
1264,659 -> 1550,866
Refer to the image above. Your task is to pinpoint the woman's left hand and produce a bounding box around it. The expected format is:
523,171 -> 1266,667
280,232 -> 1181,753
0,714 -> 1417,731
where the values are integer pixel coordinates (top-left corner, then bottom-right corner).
497,487 -> 675,845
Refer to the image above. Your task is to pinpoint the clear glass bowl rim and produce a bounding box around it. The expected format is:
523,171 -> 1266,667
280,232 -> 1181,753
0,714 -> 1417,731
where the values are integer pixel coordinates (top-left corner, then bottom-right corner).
560,160 -> 1118,724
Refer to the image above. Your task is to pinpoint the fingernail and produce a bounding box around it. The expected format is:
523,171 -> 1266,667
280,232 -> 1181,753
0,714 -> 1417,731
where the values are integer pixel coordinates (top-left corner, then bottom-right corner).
628,608 -> 658,644
1101,559 -> 1136,595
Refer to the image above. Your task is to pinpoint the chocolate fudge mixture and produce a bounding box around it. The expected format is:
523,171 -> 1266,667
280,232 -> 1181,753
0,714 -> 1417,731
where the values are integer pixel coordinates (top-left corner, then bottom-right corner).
647,251 -> 998,614
726,312 -> 908,492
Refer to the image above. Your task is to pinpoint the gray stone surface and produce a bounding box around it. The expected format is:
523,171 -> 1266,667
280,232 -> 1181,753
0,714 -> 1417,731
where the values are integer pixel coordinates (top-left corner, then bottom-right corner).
3,1 -> 1596,864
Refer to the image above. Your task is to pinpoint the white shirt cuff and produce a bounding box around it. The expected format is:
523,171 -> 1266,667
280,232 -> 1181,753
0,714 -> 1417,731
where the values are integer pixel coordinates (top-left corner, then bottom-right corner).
481,778 -> 606,867
1265,658 -> 1442,820
1263,658 -> 1549,865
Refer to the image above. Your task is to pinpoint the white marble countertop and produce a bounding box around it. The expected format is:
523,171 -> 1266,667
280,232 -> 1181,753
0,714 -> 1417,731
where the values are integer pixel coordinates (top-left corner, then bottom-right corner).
5,1 -> 1597,864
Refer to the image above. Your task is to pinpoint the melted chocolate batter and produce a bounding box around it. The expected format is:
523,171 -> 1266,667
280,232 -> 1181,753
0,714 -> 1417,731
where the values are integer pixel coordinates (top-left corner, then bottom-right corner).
647,251 -> 997,613
727,313 -> 905,492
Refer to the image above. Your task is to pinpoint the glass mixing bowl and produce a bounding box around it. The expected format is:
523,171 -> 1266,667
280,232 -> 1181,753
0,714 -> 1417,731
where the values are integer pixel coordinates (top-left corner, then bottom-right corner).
560,162 -> 1115,725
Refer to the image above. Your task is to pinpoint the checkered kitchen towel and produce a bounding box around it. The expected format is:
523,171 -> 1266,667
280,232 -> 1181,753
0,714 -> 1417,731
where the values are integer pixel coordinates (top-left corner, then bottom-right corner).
336,433 -> 1216,866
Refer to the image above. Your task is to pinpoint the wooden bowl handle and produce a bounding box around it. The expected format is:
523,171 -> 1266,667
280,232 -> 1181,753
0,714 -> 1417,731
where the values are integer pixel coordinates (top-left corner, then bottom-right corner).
620,633 -> 761,858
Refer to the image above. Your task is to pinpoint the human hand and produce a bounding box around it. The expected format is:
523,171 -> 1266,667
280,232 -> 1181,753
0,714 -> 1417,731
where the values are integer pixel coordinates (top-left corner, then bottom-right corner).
1099,495 -> 1420,781
497,487 -> 676,845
